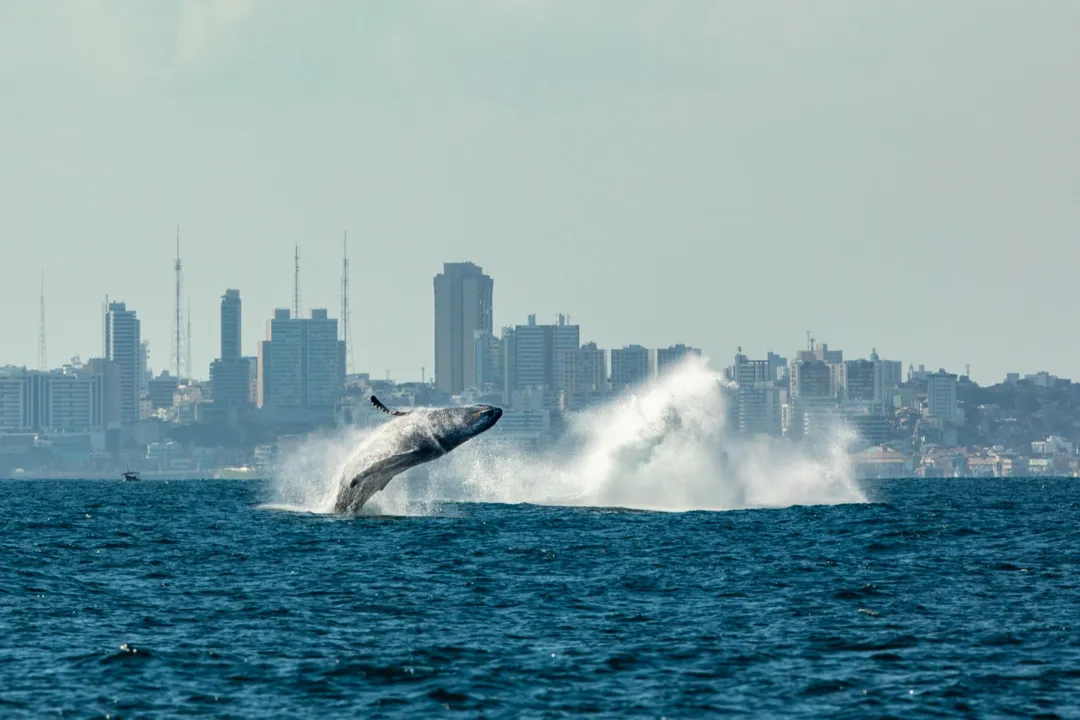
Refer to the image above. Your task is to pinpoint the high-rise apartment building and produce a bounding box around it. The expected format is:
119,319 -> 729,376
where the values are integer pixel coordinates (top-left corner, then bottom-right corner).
501,314 -> 581,396
927,370 -> 959,424
211,289 -> 252,407
789,358 -> 836,439
220,289 -> 242,361
733,352 -> 783,436
551,315 -> 579,393
104,302 -> 141,423
474,331 -> 503,388
257,308 -> 343,409
563,342 -> 608,410
434,262 -> 493,394
610,345 -> 653,391
0,366 -> 105,433
842,359 -> 877,403
656,344 -> 702,376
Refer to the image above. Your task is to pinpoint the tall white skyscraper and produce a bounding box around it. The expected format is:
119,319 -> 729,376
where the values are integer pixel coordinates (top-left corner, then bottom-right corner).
434,262 -> 493,394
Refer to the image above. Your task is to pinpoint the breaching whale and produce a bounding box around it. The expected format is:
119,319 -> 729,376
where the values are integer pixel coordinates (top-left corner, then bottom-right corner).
333,395 -> 503,514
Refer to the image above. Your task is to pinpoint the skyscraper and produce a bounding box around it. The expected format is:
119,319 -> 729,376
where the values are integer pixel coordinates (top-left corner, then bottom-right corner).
211,289 -> 251,407
927,370 -> 959,424
733,352 -> 783,436
434,262 -> 493,394
220,289 -> 241,361
610,345 -> 653,391
104,302 -> 141,423
501,314 -> 581,395
656,344 -> 703,376
257,308 -> 343,409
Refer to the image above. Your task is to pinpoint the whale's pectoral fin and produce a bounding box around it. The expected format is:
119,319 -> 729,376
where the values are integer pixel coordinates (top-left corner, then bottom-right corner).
349,452 -> 419,488
371,395 -> 411,417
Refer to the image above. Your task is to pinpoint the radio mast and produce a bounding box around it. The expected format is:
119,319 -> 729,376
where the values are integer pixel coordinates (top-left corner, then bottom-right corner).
341,231 -> 354,374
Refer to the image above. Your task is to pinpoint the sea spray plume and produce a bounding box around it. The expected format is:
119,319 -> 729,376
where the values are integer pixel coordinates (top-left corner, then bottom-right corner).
436,355 -> 866,511
268,425 -> 373,514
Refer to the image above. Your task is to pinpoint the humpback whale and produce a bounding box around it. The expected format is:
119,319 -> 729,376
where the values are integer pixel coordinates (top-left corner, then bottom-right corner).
333,395 -> 503,514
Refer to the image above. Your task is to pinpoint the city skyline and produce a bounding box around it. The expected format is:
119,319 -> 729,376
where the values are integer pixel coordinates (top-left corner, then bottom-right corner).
1,258 -> 1065,394
0,257 -> 1070,389
3,4 -> 1080,384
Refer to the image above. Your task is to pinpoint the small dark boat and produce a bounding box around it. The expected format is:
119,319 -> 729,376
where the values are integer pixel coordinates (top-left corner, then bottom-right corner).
121,470 -> 140,482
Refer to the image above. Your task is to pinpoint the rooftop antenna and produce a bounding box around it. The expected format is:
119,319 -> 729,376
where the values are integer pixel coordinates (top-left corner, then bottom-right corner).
806,330 -> 811,352
293,244 -> 301,318
37,270 -> 46,371
103,294 -> 110,358
341,231 -> 354,374
185,296 -> 192,382
172,224 -> 183,379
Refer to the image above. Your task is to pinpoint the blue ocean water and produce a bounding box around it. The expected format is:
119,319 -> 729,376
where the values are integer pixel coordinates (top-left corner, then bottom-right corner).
0,478 -> 1077,718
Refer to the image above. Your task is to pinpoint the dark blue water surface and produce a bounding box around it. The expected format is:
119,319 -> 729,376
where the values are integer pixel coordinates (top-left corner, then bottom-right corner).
1,478 -> 1078,718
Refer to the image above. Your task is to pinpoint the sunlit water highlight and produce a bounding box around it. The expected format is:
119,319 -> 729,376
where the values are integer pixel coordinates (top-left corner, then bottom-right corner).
269,357 -> 864,516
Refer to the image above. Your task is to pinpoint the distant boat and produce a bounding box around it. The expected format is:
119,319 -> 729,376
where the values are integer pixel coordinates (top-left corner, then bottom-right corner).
121,471 -> 140,482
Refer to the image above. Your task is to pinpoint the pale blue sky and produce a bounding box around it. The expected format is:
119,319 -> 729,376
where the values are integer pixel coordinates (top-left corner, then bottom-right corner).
1,1 -> 1078,385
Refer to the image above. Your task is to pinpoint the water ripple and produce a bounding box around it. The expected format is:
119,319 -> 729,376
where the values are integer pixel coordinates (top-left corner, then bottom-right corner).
0,477 -> 1077,717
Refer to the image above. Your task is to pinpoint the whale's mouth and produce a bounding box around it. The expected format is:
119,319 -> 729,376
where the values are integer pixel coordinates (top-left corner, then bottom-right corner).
471,406 -> 503,429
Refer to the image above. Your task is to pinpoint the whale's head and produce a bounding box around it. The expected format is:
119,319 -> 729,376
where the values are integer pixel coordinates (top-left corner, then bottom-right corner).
429,403 -> 503,452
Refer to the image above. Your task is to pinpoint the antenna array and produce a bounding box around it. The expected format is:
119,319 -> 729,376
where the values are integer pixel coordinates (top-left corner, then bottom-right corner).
172,225 -> 184,379
341,231 -> 354,374
37,271 -> 46,371
293,245 -> 301,318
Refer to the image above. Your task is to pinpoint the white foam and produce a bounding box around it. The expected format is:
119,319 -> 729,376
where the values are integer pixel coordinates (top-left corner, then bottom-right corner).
265,356 -> 865,515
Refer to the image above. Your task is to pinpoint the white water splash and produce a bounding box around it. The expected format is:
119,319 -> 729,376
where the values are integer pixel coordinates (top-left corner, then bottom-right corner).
264,356 -> 865,515
440,356 -> 864,512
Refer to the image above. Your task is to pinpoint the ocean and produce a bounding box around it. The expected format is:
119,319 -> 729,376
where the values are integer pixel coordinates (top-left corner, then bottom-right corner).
1,476 -> 1077,718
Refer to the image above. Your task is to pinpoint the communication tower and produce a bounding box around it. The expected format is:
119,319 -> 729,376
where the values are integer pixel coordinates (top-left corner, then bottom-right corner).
341,231 -> 354,374
172,225 -> 184,379
293,244 -> 301,318
37,271 -> 46,371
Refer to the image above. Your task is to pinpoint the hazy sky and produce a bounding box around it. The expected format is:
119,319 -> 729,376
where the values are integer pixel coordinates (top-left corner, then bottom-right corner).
2,1 -> 1078,385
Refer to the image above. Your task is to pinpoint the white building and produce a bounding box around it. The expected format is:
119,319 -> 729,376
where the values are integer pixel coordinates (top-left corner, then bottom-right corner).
926,369 -> 959,425
0,365 -> 105,433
